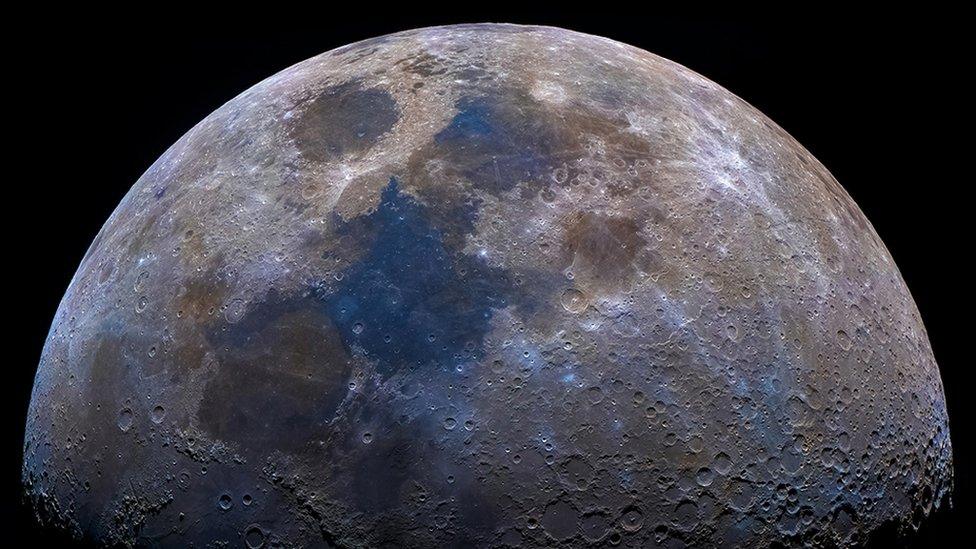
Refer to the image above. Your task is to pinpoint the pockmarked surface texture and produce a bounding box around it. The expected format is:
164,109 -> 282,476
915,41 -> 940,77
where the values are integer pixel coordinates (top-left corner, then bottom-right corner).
24,24 -> 951,547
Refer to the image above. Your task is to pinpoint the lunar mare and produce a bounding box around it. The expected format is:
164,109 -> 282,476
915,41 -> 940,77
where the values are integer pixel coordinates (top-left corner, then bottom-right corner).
24,24 -> 951,547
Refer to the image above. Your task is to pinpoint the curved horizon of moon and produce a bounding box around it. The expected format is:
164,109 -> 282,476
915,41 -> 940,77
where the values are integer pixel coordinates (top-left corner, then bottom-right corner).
24,24 -> 951,547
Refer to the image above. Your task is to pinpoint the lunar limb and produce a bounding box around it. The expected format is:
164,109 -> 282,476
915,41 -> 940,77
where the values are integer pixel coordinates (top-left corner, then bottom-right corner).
24,24 -> 951,547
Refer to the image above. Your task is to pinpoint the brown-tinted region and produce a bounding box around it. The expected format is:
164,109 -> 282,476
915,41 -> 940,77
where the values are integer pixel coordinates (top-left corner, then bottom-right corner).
290,79 -> 399,163
197,291 -> 352,457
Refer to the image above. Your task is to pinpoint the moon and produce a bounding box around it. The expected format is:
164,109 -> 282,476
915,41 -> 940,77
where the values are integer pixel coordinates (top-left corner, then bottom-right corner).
24,24 -> 951,547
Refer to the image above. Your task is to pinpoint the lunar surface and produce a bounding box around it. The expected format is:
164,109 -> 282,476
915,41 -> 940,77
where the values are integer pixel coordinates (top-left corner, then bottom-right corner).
24,24 -> 951,547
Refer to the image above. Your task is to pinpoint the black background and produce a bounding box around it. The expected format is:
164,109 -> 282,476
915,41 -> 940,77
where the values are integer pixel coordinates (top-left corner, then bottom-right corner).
8,12 -> 968,547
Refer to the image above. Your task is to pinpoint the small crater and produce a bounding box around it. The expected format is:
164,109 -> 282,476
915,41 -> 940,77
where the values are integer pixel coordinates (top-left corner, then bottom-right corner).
218,493 -> 233,511
620,506 -> 644,533
837,329 -> 853,351
560,288 -> 588,314
117,408 -> 134,432
541,500 -> 577,540
244,525 -> 265,548
696,467 -> 715,487
150,405 -> 166,424
581,511 -> 611,542
672,500 -> 699,531
225,299 -> 247,324
713,452 -> 732,475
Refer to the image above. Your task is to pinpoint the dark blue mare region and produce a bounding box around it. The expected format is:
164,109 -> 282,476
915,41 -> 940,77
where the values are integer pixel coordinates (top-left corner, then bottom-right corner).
317,178 -> 519,377
434,94 -> 563,195
438,98 -> 496,138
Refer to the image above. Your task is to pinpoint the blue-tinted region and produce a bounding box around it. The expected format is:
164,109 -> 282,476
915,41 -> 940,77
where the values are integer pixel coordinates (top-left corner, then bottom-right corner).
438,98 -> 496,138
319,178 -> 515,376
434,95 -> 555,194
